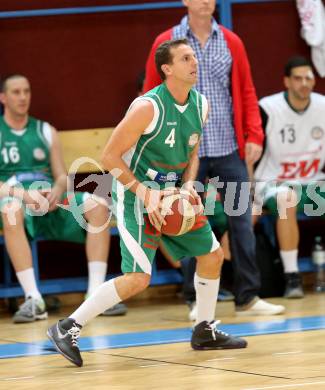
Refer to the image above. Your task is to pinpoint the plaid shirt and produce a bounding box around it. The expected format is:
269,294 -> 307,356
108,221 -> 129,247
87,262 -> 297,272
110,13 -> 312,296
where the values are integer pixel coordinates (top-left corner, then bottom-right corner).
173,16 -> 238,157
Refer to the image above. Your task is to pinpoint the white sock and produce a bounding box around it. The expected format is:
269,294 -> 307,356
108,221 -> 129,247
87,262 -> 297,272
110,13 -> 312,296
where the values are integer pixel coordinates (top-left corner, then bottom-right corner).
16,268 -> 42,300
70,279 -> 121,326
194,273 -> 220,326
280,250 -> 299,273
86,261 -> 108,296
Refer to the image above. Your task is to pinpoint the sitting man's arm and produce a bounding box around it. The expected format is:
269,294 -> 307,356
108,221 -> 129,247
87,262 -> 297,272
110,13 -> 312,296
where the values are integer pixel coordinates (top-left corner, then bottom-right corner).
0,181 -> 49,212
47,126 -> 68,211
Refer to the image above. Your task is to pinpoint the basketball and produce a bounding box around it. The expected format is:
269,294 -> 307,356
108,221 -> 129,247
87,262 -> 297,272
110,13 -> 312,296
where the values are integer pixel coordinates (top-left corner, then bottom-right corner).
160,189 -> 199,236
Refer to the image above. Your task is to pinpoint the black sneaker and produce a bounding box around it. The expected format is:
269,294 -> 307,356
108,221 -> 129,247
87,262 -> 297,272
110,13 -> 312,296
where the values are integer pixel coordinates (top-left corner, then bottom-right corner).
284,272 -> 304,299
191,321 -> 247,350
47,318 -> 83,367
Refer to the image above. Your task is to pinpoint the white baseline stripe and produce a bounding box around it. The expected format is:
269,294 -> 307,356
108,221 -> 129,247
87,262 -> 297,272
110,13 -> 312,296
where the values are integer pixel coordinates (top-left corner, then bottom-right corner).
140,363 -> 169,368
244,380 -> 325,390
273,350 -> 302,356
206,357 -> 235,361
73,370 -> 104,374
4,376 -> 34,381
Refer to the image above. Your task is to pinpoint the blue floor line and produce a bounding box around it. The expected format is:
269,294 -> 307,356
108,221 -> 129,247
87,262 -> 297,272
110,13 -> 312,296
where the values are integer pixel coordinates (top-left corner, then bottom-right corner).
1,315 -> 325,359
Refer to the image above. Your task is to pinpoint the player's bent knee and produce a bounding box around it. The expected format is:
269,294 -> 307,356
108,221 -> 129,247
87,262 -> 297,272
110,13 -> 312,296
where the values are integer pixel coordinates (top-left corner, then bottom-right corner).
84,196 -> 109,220
127,272 -> 151,293
215,246 -> 224,264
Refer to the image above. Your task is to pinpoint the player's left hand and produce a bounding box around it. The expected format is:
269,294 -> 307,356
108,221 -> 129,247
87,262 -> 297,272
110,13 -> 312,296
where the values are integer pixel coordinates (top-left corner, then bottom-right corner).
42,186 -> 63,212
182,182 -> 204,215
245,142 -> 263,166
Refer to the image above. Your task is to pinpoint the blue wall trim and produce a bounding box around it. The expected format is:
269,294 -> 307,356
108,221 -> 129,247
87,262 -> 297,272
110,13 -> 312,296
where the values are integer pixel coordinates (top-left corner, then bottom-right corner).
0,1 -> 290,29
0,2 -> 184,20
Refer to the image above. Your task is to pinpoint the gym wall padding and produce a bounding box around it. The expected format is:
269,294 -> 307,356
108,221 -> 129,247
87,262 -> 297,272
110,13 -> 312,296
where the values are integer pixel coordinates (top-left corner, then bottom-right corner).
233,1 -> 325,98
0,1 -> 323,131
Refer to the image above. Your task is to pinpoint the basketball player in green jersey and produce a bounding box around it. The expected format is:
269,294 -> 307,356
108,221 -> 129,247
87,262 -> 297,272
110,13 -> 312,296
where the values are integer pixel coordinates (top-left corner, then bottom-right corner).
0,75 -> 111,323
48,39 -> 247,367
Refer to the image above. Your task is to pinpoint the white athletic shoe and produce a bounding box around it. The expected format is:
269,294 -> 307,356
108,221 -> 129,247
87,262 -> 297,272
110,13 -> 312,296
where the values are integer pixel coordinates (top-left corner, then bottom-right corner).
13,296 -> 48,323
236,298 -> 285,316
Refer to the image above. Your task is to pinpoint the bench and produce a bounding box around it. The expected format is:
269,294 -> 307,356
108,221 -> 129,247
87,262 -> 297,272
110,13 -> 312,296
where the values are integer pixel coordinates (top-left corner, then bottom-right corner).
259,213 -> 319,273
0,128 -> 182,299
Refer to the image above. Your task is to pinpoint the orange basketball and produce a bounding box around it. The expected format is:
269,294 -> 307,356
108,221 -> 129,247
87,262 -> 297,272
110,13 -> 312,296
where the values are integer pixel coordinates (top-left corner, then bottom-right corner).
160,189 -> 199,236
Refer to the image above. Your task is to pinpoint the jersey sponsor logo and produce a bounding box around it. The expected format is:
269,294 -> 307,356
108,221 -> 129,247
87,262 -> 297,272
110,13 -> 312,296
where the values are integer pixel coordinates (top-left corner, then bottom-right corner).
278,159 -> 320,179
146,168 -> 180,183
188,133 -> 199,147
167,122 -> 177,126
33,148 -> 46,161
311,126 -> 324,140
166,172 -> 178,181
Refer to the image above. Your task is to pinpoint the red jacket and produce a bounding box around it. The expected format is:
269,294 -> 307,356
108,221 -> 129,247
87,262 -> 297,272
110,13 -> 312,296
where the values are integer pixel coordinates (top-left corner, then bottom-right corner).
143,26 -> 264,159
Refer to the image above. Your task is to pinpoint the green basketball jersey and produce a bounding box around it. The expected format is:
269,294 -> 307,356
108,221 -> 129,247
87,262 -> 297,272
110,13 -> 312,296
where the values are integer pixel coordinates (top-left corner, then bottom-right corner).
0,116 -> 53,188
124,83 -> 206,188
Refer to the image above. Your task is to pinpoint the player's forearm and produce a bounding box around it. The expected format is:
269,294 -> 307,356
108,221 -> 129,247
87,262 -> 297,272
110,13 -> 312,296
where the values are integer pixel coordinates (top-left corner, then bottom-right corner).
182,154 -> 199,186
53,174 -> 68,193
0,181 -> 25,199
102,155 -> 147,202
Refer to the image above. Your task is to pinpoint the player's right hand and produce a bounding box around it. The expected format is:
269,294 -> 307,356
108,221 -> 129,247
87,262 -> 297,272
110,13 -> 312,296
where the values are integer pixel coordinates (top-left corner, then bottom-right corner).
23,190 -> 49,213
143,188 -> 175,231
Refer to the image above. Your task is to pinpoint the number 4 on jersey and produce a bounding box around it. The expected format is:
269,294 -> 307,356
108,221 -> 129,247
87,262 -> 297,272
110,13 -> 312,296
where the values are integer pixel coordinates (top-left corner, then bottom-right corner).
165,128 -> 175,148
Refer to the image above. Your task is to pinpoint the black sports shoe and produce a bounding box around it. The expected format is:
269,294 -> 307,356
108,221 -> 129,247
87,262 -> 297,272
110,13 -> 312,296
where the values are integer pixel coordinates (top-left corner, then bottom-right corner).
284,272 -> 304,299
47,318 -> 83,367
191,320 -> 247,350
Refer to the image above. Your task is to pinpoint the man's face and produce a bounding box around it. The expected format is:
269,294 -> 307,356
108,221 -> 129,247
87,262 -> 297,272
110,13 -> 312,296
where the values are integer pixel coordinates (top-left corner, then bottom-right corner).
1,77 -> 31,117
284,66 -> 315,101
183,0 -> 216,18
164,44 -> 198,85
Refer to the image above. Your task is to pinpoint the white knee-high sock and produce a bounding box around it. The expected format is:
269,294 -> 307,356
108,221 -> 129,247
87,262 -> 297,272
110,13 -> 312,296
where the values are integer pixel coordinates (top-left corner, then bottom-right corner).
70,279 -> 121,326
16,268 -> 42,300
86,261 -> 108,296
194,273 -> 220,326
280,250 -> 299,273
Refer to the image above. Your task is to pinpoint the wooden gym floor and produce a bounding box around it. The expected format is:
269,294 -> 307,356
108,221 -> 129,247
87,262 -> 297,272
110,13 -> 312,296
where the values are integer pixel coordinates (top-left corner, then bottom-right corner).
1,293 -> 325,390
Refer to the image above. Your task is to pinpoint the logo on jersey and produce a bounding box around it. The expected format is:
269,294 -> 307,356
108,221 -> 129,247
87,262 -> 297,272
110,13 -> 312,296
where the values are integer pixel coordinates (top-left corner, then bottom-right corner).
279,159 -> 320,179
188,133 -> 199,147
166,172 -> 178,181
33,148 -> 46,161
311,126 -> 324,140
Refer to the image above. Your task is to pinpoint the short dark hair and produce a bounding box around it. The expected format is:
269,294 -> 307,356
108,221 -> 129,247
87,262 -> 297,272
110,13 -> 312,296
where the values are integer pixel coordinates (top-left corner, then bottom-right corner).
284,56 -> 312,77
155,38 -> 189,81
136,70 -> 145,94
0,74 -> 28,93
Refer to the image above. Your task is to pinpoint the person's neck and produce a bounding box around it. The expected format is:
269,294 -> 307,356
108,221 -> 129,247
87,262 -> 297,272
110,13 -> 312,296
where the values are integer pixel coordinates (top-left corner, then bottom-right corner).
4,112 -> 28,130
165,80 -> 191,105
287,91 -> 310,113
188,13 -> 212,47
